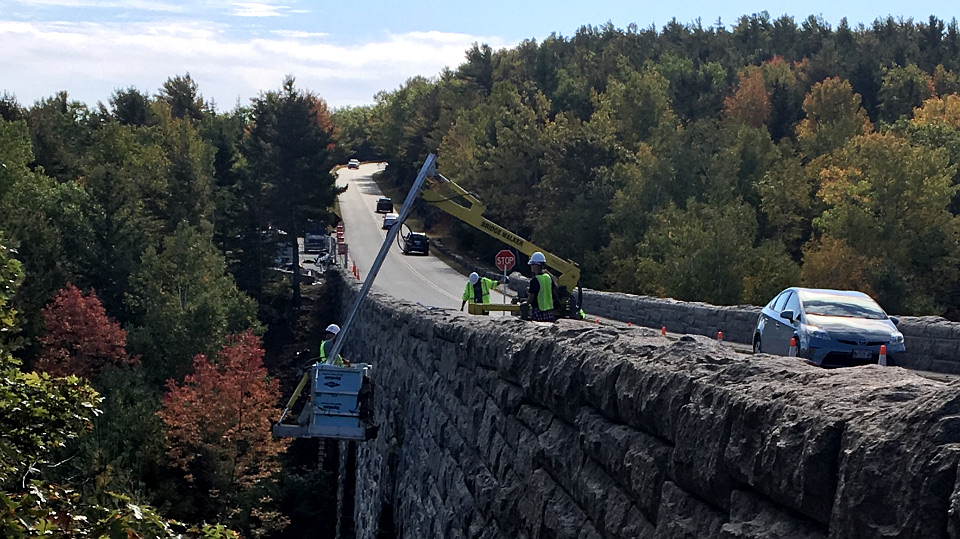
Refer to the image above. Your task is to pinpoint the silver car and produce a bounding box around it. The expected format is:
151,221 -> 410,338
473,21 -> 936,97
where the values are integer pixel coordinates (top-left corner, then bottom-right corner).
753,288 -> 905,367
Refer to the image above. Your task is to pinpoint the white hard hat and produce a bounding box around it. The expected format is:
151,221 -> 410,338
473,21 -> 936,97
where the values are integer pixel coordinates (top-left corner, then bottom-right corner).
469,272 -> 480,284
325,323 -> 340,335
529,252 -> 546,265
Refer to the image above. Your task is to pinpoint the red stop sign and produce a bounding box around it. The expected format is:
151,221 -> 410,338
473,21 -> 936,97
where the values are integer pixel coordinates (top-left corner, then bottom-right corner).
495,249 -> 515,271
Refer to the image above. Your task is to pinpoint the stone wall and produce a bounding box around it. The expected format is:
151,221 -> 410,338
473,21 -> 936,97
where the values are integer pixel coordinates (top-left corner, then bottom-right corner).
505,275 -> 960,374
333,271 -> 960,539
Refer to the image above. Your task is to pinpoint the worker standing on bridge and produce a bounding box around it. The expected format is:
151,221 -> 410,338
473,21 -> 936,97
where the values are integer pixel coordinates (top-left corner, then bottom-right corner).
527,252 -> 557,322
460,272 -> 505,313
319,323 -> 349,366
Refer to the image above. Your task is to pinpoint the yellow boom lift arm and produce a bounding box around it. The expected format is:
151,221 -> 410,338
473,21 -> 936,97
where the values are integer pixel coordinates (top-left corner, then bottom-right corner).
418,159 -> 582,317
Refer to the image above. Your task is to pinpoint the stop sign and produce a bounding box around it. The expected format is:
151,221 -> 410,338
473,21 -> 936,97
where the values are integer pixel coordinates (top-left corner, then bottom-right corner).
495,249 -> 516,271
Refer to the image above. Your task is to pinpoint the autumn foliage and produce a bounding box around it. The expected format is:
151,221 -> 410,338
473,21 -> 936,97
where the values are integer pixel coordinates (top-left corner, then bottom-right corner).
724,69 -> 771,128
35,284 -> 135,379
158,331 -> 288,494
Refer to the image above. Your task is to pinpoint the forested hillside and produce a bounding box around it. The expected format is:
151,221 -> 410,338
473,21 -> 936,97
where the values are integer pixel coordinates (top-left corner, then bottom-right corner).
0,75 -> 343,536
337,13 -> 960,318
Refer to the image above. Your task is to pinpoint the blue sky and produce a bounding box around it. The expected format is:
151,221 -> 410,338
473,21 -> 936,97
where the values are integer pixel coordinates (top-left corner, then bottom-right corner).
1,0 -> 958,110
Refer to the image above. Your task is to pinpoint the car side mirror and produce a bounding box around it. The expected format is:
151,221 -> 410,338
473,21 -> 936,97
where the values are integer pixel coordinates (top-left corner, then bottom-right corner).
890,316 -> 899,326
781,310 -> 795,322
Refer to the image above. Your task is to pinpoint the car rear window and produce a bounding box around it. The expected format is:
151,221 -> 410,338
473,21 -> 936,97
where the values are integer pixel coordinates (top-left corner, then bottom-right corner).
798,291 -> 887,319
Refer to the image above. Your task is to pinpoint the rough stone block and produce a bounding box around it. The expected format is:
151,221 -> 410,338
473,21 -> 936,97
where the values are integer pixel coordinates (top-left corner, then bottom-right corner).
518,405 -> 554,435
720,489 -> 827,539
574,458 -> 647,538
542,486 -> 590,539
653,481 -> 727,539
831,390 -> 960,539
538,419 -> 586,495
615,357 -> 696,442
516,469 -> 557,538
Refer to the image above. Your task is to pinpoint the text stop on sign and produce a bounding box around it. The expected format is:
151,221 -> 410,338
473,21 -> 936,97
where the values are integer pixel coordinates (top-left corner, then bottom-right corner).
495,249 -> 516,271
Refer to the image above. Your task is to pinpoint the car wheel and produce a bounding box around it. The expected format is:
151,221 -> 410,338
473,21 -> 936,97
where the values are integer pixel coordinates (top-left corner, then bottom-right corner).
753,336 -> 762,354
423,248 -> 429,256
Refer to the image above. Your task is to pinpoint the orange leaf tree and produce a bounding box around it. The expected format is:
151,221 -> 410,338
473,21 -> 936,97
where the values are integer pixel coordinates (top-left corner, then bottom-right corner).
34,284 -> 136,379
158,331 -> 288,524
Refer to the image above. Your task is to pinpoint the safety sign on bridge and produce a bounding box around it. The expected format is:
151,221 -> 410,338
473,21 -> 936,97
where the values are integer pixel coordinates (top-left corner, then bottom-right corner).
495,249 -> 515,272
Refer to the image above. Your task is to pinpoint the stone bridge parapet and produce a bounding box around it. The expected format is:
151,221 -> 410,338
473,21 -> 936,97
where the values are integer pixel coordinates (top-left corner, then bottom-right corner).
333,271 -> 960,538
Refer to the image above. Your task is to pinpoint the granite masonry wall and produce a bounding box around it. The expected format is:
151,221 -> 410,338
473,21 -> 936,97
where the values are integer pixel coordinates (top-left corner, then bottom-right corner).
333,271 -> 960,539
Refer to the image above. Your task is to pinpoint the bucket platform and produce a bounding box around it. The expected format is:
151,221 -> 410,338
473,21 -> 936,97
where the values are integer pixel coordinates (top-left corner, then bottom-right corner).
273,363 -> 377,441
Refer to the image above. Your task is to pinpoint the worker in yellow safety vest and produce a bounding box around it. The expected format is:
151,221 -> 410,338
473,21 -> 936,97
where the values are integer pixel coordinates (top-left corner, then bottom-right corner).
460,272 -> 506,313
319,323 -> 349,366
526,252 -> 557,322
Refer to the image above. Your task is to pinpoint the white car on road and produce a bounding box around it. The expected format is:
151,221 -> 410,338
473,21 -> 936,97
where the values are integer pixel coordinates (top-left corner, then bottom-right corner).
381,213 -> 399,229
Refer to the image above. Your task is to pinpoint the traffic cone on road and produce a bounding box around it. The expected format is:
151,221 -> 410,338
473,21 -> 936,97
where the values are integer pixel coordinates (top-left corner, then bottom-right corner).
627,322 -> 631,327
878,345 -> 888,366
717,331 -> 723,341
788,337 -> 798,357
595,317 -> 600,324
661,326 -> 666,336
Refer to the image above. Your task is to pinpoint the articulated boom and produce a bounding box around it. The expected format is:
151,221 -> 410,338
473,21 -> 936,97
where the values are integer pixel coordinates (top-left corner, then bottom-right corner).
419,160 -> 581,316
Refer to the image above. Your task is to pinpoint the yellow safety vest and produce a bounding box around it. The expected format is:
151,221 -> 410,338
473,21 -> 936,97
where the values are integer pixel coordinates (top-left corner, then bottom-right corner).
462,278 -> 495,304
534,274 -> 554,312
319,339 -> 344,366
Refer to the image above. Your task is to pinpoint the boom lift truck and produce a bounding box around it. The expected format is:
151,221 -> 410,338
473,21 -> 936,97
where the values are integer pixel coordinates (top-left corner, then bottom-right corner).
272,154 -> 583,441
417,157 -> 583,319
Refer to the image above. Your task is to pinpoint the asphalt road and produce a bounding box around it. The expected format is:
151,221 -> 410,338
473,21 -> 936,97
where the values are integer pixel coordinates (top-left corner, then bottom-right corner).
334,163 -> 511,314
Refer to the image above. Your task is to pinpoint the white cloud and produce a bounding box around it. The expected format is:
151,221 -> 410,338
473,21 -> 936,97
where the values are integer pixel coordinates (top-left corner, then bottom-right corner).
8,0 -> 185,12
271,29 -> 326,39
233,2 -> 284,17
0,20 -> 513,108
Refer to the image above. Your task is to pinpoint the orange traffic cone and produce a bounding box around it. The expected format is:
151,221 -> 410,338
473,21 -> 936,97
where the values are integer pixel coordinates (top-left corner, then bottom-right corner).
661,326 -> 666,336
627,322 -> 631,327
878,344 -> 887,366
595,317 -> 600,323
717,331 -> 723,341
788,337 -> 798,357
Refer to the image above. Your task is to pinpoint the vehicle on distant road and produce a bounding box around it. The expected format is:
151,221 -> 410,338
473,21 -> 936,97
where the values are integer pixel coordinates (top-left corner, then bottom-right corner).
402,232 -> 430,255
753,287 -> 905,367
376,197 -> 393,213
348,158 -> 360,169
381,212 -> 399,230
304,231 -> 329,253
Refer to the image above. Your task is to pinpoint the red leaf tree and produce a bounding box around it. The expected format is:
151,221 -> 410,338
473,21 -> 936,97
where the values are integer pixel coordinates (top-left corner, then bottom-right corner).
158,331 -> 288,519
35,284 -> 136,379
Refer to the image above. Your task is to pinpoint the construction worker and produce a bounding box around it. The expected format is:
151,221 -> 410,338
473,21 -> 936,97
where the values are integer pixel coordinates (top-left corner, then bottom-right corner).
319,323 -> 349,366
460,272 -> 506,313
527,252 -> 557,322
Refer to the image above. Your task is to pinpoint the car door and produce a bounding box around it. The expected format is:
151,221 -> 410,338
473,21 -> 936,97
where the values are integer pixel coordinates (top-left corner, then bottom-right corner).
778,292 -> 803,354
758,291 -> 784,353
769,291 -> 797,355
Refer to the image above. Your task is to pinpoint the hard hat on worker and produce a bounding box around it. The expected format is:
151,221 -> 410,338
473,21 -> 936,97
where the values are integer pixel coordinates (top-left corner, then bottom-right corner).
469,272 -> 480,284
529,252 -> 546,265
325,323 -> 340,335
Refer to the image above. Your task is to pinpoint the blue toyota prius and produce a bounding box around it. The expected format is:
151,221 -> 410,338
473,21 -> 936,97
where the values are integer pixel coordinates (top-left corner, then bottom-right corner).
753,288 -> 905,367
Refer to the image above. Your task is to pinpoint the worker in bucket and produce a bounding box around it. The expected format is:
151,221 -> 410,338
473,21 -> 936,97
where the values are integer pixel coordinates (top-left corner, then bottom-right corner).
526,252 -> 558,322
460,272 -> 506,313
319,323 -> 349,366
